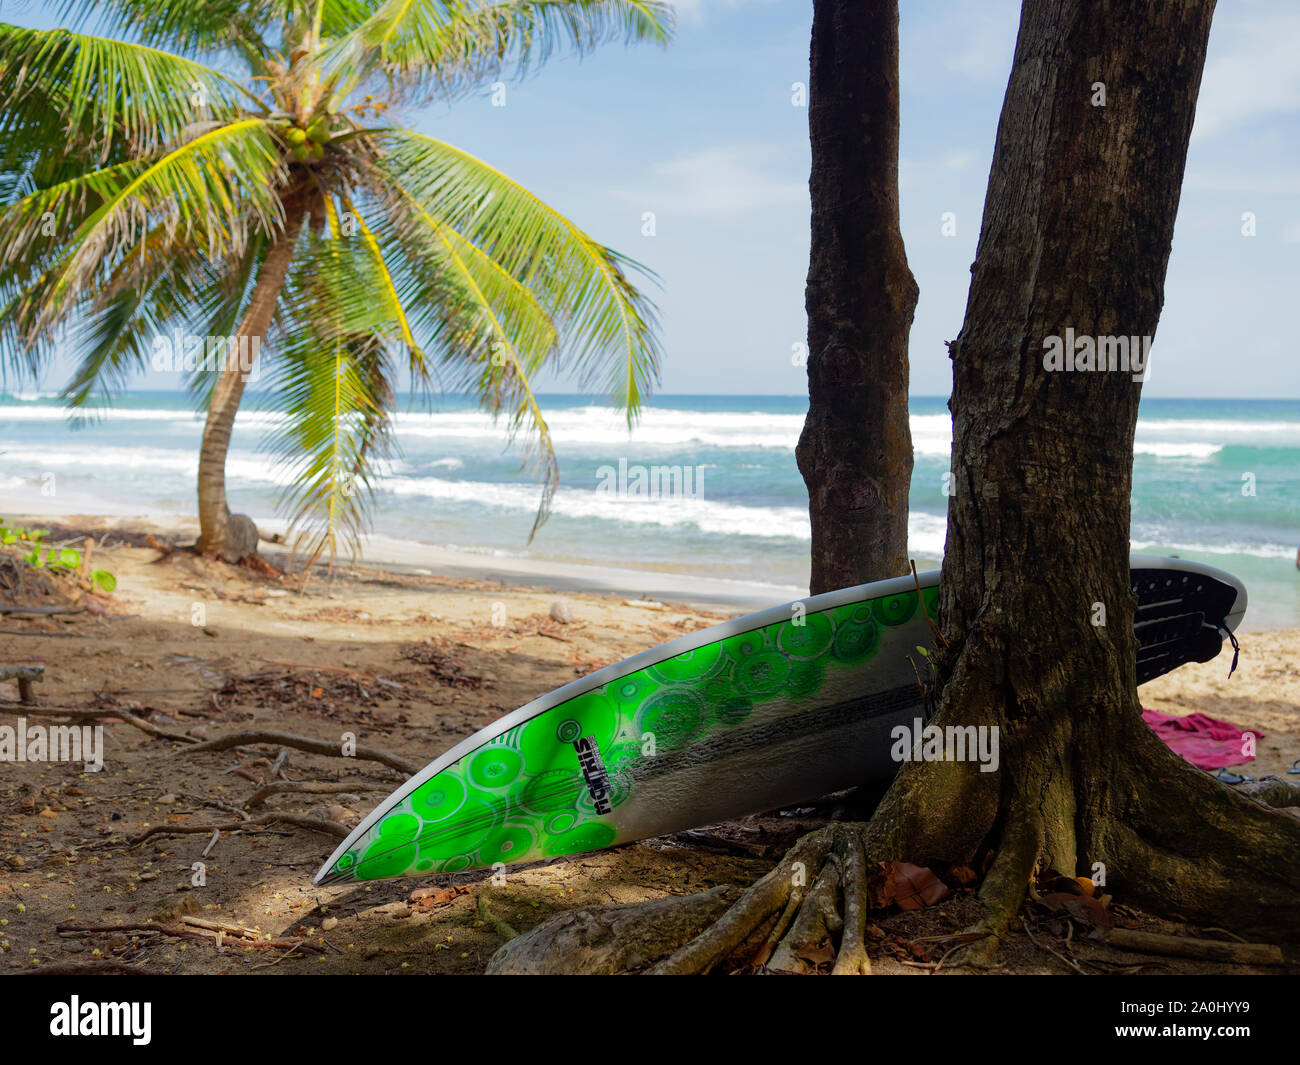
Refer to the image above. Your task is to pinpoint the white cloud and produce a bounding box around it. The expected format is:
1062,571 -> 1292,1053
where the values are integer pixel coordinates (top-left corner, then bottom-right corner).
1192,11 -> 1300,140
942,150 -> 974,170
616,144 -> 807,217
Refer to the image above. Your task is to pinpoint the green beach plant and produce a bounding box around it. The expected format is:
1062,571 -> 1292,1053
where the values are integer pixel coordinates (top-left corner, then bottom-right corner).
0,1 -> 670,565
0,520 -> 116,591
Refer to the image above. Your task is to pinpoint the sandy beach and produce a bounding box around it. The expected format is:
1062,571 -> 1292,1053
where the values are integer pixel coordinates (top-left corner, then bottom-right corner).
1,513 -> 1297,974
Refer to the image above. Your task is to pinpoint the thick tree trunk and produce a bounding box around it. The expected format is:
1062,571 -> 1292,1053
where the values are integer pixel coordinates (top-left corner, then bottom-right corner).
196,203 -> 306,561
796,0 -> 917,594
869,0 -> 1300,941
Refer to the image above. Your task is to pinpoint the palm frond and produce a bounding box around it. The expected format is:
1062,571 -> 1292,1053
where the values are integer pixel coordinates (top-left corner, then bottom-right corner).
264,334 -> 393,571
0,24 -> 261,163
59,229 -> 215,407
36,118 -> 288,337
55,1 -> 278,59
268,221 -> 401,565
371,129 -> 661,420
323,0 -> 673,105
360,170 -> 564,531
379,171 -> 560,361
339,190 -> 428,380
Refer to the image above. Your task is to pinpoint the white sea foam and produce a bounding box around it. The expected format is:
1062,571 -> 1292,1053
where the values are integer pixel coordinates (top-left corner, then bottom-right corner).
1132,441 -> 1224,459
377,472 -> 951,552
0,442 -> 290,485
2,399 -> 1297,459
1129,538 -> 1297,560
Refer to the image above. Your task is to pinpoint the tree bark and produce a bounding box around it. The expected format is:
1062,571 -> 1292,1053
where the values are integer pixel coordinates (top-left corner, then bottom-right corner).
797,0 -> 917,595
195,202 -> 306,561
870,0 -> 1300,940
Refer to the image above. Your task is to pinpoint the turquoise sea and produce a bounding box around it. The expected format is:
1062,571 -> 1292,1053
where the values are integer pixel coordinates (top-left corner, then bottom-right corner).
1,392 -> 1296,629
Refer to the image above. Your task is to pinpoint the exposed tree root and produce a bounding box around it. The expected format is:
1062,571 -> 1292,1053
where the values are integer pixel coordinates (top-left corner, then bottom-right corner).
1235,775 -> 1300,809
487,885 -> 743,975
175,728 -> 419,776
651,823 -> 878,975
130,810 -> 349,844
954,807 -> 1041,967
831,829 -> 872,975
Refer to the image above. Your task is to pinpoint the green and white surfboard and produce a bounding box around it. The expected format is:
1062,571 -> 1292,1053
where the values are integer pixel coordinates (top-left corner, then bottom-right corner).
315,556 -> 1245,886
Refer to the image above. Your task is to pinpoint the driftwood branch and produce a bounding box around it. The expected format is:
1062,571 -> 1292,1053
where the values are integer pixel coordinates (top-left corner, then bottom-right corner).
0,665 -> 44,704
1105,927 -> 1283,966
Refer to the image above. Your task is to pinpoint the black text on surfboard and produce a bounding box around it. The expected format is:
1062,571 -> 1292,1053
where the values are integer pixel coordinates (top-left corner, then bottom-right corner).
573,736 -> 614,814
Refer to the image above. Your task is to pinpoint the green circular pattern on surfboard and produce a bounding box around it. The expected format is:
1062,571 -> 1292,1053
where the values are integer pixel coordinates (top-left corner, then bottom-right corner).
333,585 -> 916,882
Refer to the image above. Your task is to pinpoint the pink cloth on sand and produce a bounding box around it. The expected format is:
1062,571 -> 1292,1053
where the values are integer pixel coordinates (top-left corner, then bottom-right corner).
1141,708 -> 1262,771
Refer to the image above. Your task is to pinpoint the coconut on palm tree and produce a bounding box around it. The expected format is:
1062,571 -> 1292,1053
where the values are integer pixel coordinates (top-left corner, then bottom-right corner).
0,1 -> 670,562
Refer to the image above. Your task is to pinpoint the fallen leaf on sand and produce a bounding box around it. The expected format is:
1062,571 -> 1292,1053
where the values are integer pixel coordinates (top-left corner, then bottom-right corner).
409,884 -> 470,911
872,861 -> 950,910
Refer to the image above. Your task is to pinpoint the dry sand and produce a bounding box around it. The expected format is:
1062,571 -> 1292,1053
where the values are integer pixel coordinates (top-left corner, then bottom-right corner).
1,513 -> 1296,975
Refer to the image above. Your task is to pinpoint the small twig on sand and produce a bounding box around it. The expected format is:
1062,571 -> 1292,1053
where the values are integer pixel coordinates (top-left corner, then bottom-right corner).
116,709 -> 198,743
1023,922 -> 1089,975
269,747 -> 290,779
0,604 -> 85,616
0,701 -> 197,742
0,701 -> 105,719
58,920 -> 324,954
175,728 -> 419,776
245,780 -> 364,809
201,829 -> 221,858
477,892 -> 519,940
131,811 -> 349,845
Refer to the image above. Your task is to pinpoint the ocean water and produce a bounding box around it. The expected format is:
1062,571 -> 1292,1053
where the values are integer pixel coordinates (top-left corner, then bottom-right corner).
1,391 -> 1296,629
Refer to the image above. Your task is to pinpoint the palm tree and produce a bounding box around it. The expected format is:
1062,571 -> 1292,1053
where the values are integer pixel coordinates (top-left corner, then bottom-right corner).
0,1 -> 669,562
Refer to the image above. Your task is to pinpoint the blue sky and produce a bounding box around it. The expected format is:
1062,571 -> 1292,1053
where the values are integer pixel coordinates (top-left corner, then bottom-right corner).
8,0 -> 1300,398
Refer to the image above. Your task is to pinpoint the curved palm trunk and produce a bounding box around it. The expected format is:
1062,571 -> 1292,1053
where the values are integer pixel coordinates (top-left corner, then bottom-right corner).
196,204 -> 306,560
